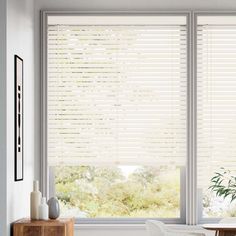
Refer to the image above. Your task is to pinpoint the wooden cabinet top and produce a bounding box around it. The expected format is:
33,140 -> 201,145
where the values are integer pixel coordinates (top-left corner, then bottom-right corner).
13,218 -> 74,236
14,218 -> 74,226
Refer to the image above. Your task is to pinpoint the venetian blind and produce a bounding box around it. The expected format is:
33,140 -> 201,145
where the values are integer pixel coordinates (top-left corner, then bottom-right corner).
197,21 -> 236,189
47,16 -> 187,166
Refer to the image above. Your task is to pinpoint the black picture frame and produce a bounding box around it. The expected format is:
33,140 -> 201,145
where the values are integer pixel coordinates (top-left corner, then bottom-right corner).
14,55 -> 24,181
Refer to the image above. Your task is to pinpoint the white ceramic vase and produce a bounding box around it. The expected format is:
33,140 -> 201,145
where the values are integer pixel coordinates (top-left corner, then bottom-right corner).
30,180 -> 42,220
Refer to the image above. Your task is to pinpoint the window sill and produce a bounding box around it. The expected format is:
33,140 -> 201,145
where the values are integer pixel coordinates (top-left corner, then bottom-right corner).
74,224 -> 205,230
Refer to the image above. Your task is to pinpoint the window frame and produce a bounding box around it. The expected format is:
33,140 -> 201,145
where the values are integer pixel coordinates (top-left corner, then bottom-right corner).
41,11 -> 235,225
41,10 -> 191,225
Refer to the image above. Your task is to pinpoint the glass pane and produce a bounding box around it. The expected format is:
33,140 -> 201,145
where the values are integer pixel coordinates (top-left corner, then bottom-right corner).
53,165 -> 181,218
47,15 -> 187,219
197,15 -> 236,218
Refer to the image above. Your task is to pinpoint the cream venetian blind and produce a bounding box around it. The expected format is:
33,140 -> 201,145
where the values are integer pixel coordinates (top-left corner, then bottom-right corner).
197,16 -> 236,190
47,16 -> 187,166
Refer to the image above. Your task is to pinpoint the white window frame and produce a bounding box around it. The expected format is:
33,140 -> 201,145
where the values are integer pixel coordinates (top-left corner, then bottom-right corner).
41,11 -> 236,225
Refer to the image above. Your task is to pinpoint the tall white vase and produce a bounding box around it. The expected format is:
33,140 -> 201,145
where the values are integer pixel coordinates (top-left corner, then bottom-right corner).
30,180 -> 42,220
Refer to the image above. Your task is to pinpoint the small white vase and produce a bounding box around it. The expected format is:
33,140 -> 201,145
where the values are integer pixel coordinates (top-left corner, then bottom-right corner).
30,180 -> 42,220
38,197 -> 49,220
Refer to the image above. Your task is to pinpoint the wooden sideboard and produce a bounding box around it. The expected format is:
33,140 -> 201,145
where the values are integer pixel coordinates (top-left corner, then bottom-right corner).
13,218 -> 74,236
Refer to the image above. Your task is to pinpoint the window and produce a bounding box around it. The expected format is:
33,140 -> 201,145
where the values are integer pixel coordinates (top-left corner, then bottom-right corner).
42,12 -> 236,224
45,14 -> 188,222
197,15 -> 236,220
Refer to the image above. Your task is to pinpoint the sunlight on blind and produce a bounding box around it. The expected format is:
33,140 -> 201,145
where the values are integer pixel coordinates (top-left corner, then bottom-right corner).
47,19 -> 187,166
197,23 -> 236,189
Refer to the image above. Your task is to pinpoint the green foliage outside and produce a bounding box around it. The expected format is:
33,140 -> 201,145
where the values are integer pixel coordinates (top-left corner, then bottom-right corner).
54,166 -> 180,218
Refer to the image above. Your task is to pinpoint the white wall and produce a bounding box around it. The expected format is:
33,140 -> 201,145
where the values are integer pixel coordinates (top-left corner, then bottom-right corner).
34,0 -> 236,11
34,0 -> 236,236
0,0 -> 7,235
5,0 -> 35,235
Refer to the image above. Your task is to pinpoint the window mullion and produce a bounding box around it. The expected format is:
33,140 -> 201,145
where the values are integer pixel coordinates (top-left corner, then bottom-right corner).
186,12 -> 197,225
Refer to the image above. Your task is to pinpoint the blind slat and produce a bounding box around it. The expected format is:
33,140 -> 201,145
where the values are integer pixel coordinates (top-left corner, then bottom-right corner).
48,23 -> 187,166
197,24 -> 236,190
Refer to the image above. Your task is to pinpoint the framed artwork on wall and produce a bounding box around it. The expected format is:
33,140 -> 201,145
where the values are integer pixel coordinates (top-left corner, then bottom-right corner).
15,55 -> 24,181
